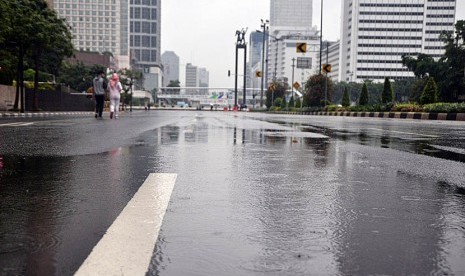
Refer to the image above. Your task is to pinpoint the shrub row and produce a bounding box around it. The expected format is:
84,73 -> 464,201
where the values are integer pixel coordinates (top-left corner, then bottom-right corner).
290,102 -> 465,113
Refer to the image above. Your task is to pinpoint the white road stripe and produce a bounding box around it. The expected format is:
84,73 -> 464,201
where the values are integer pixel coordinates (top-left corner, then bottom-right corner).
0,122 -> 34,127
366,128 -> 439,138
75,173 -> 177,276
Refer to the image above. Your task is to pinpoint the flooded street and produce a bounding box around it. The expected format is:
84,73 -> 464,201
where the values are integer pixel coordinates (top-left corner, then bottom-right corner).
1,111 -> 465,275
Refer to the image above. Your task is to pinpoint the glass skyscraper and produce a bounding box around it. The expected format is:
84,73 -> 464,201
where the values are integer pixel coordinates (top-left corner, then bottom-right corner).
129,0 -> 161,73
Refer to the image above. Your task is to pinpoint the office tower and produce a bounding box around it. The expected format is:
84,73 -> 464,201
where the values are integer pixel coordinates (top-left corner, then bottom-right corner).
340,0 -> 457,82
249,32 -> 263,68
185,63 -> 209,95
161,51 -> 180,87
248,32 -> 263,91
129,0 -> 161,73
270,0 -> 312,29
53,0 -> 130,69
129,0 -> 161,91
198,68 -> 209,94
317,41 -> 340,81
268,0 -> 318,86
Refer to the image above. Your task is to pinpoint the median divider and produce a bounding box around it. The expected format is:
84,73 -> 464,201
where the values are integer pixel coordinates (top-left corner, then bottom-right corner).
275,111 -> 465,121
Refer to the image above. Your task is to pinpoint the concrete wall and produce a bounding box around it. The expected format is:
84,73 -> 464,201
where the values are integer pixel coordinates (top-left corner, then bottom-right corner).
0,85 -> 16,111
0,84 -> 94,111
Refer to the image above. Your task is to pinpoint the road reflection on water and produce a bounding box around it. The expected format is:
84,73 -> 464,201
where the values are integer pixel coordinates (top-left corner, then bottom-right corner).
148,114 -> 465,275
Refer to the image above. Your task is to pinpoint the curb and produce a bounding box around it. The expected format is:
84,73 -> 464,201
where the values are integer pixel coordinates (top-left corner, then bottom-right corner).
0,112 -> 94,118
277,111 -> 465,121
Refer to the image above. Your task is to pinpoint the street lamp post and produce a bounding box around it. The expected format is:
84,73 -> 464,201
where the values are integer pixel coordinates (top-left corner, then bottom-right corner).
291,57 -> 295,107
260,19 -> 269,108
319,0 -> 323,75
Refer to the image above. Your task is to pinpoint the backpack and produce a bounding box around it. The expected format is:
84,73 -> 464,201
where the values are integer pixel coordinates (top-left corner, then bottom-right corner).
103,78 -> 108,90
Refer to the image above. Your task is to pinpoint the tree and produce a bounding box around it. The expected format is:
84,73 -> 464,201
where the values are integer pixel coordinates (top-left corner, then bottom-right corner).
288,95 -> 295,109
265,81 -> 286,109
439,20 -> 465,101
167,80 -> 180,87
304,74 -> 334,107
58,62 -> 91,92
341,86 -> 350,107
402,20 -> 465,102
30,2 -> 73,110
409,78 -> 428,103
382,77 -> 393,104
295,97 -> 302,108
420,77 -> 439,105
0,0 -> 73,112
359,82 -> 369,106
280,96 -> 287,109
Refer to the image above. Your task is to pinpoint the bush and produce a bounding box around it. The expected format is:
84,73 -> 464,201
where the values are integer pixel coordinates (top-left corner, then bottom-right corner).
341,86 -> 350,107
382,77 -> 393,104
359,83 -> 369,105
392,103 -> 423,112
273,97 -> 283,108
420,77 -> 438,105
423,102 -> 465,113
325,104 -> 345,112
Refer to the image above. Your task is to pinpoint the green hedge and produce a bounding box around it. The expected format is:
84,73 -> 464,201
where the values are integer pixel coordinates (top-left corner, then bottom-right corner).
392,103 -> 423,112
423,102 -> 465,113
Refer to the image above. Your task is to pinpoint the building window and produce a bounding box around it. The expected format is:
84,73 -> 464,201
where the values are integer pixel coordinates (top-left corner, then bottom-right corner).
142,22 -> 151,34
151,8 -> 157,20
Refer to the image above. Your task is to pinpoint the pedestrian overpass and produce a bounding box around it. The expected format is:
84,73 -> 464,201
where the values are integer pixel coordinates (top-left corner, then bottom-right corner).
156,87 -> 262,108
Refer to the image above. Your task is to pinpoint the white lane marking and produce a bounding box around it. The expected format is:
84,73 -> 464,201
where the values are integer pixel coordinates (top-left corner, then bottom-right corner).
0,122 -> 34,127
75,173 -> 177,276
365,128 -> 439,138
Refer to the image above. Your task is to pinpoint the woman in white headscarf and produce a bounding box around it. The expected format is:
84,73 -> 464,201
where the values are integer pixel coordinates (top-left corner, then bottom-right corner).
108,73 -> 123,119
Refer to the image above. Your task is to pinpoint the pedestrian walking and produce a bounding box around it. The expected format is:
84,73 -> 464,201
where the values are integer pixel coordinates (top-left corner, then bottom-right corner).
92,70 -> 107,118
108,73 -> 123,119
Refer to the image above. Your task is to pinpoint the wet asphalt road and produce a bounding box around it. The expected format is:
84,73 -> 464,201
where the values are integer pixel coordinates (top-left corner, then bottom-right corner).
0,110 -> 464,275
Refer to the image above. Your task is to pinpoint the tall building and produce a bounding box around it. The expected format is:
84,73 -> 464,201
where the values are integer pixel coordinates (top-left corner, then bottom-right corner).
53,0 -> 130,69
198,68 -> 209,94
340,0 -> 457,82
129,0 -> 161,73
185,63 -> 209,95
249,32 -> 263,68
247,32 -> 264,92
270,0 -> 312,29
267,0 -> 317,87
317,41 -> 340,81
161,51 -> 180,87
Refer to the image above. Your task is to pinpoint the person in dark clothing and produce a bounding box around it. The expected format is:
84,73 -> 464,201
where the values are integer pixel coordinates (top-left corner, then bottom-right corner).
93,71 -> 107,118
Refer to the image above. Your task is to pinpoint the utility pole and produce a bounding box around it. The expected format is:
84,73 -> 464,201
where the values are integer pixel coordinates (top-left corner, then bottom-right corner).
291,57 -> 295,106
324,42 -> 329,106
319,0 -> 323,75
260,19 -> 269,108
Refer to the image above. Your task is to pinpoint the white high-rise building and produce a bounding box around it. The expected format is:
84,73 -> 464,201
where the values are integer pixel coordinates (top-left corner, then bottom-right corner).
340,0 -> 456,82
270,0 -> 312,29
268,0 -> 318,87
317,41 -> 340,81
161,51 -> 180,87
53,0 -> 130,69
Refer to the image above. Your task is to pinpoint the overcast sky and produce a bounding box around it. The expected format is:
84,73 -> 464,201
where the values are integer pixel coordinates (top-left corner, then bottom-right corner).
161,0 -> 465,88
